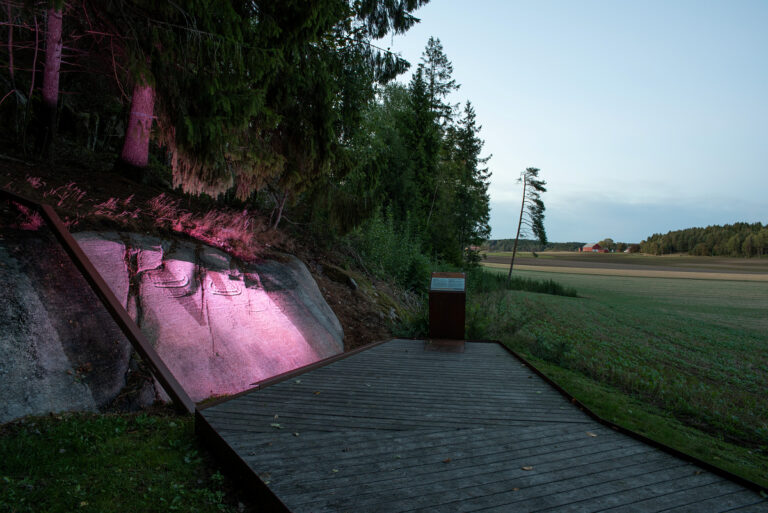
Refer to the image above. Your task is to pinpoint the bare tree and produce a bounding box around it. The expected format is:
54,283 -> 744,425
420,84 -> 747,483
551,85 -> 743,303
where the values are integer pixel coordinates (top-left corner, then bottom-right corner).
507,167 -> 547,282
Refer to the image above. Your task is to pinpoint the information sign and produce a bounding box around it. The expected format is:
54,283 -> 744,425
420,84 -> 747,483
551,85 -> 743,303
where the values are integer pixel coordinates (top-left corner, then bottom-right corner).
430,277 -> 466,292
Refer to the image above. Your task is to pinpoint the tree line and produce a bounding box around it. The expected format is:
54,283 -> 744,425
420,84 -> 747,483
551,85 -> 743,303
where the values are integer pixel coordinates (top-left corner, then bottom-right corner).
640,223 -> 768,257
1,1 -> 491,273
487,240 -> 584,252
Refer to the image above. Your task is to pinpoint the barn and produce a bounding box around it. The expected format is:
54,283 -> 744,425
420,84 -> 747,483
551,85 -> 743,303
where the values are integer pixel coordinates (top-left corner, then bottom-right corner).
581,243 -> 608,253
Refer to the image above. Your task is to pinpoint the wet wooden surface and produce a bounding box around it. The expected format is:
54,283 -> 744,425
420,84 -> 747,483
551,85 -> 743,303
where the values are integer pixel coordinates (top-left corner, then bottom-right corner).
200,339 -> 767,512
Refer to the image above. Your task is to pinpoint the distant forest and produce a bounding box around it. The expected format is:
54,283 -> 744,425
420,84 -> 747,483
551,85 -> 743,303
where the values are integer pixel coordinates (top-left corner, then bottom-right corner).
640,223 -> 768,257
486,239 -> 584,252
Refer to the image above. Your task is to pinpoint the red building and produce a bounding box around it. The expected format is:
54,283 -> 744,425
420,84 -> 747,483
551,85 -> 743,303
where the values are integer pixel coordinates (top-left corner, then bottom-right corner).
581,243 -> 608,253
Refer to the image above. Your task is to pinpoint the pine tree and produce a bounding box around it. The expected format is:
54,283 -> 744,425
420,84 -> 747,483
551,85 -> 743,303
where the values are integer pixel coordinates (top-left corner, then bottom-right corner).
508,167 -> 547,280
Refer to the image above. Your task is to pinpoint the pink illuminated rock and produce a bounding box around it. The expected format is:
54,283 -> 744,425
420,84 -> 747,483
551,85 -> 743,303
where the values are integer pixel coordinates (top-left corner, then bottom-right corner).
74,232 -> 344,402
72,232 -> 130,306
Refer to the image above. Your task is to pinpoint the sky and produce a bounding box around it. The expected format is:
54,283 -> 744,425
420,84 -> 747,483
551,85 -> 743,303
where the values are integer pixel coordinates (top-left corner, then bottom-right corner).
380,0 -> 768,243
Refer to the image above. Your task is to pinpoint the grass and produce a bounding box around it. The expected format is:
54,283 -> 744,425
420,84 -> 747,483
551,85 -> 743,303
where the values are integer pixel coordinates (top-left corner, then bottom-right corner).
464,266 -> 578,297
0,410 -> 241,513
479,266 -> 768,488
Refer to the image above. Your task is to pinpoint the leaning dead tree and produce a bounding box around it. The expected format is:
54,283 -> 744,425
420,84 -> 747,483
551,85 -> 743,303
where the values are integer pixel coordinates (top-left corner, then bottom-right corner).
507,167 -> 547,282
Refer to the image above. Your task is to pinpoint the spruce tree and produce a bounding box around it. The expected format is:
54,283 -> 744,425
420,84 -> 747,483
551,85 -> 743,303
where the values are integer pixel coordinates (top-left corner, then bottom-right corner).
453,102 -> 491,262
421,36 -> 459,125
407,64 -> 440,226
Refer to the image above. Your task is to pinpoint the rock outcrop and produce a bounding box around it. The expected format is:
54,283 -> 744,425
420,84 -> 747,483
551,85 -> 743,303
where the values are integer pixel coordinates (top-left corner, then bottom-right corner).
75,232 -> 344,402
0,227 -> 343,423
1,230 -> 134,423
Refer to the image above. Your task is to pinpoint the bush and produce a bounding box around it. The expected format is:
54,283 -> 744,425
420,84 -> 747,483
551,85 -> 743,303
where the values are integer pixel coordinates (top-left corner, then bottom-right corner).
347,209 -> 431,291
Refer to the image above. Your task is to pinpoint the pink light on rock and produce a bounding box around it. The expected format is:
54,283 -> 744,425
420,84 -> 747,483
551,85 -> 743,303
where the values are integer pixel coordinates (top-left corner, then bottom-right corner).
75,233 -> 343,402
142,259 -> 328,400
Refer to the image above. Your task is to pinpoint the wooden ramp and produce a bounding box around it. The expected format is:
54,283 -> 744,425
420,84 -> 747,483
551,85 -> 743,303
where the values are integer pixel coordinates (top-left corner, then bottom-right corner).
197,339 -> 767,512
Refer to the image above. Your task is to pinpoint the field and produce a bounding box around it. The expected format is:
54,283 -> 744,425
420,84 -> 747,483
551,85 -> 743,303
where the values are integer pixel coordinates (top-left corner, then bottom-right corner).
484,251 -> 768,278
477,257 -> 768,487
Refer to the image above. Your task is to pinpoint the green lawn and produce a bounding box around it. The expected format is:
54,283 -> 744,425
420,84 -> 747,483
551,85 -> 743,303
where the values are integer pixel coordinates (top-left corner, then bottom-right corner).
0,410 -> 241,513
477,266 -> 768,487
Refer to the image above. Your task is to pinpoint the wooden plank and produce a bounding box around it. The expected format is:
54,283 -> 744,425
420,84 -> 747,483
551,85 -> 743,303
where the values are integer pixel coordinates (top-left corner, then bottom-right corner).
649,491 -> 766,512
204,408 -> 586,431
204,405 -> 566,426
229,395 -> 576,417
262,433 -> 641,495
247,374 -> 558,393
457,467 -> 722,513
289,453 -> 682,513
223,387 -> 581,414
232,426 -> 555,466
286,444 -> 662,510
598,481 -> 758,512
214,387 -> 582,411
242,425 -> 602,475
222,427 -> 454,454
206,399 -> 588,425
302,363 -> 547,374
281,360 -> 536,376
722,501 -> 768,512
244,382 -> 574,403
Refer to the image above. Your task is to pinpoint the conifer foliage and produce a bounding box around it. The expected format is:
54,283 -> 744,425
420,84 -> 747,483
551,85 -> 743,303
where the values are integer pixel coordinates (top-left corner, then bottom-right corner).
1,3 -> 493,270
332,37 -> 492,266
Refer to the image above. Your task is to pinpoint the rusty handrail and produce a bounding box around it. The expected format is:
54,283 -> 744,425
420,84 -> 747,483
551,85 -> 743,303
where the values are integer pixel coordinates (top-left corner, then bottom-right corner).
1,187 -> 195,414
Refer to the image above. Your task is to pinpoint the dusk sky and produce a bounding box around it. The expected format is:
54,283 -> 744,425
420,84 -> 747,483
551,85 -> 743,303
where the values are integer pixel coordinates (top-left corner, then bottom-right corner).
382,0 -> 768,243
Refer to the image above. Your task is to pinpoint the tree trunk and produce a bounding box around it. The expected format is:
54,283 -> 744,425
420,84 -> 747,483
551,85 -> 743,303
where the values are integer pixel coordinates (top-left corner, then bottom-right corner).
42,7 -> 63,159
271,191 -> 288,230
119,79 -> 155,180
42,7 -> 62,108
7,3 -> 15,89
507,176 -> 527,284
425,180 -> 439,227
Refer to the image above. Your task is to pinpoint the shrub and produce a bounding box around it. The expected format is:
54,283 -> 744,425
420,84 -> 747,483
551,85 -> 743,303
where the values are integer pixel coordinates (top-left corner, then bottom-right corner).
347,209 -> 430,291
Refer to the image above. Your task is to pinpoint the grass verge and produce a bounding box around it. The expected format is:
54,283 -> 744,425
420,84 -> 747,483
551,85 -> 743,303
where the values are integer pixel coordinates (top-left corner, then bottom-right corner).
465,266 -> 577,297
0,409 -> 244,513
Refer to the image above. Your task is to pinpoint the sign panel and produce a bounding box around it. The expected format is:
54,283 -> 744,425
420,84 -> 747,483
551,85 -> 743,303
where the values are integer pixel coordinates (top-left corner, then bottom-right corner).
430,277 -> 465,292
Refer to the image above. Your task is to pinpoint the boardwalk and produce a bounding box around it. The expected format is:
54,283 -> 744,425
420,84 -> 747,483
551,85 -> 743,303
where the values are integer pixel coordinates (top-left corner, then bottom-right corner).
198,339 -> 767,512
